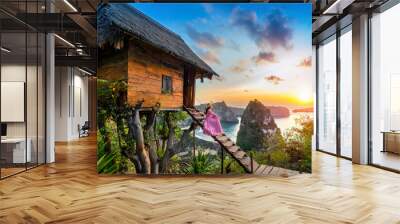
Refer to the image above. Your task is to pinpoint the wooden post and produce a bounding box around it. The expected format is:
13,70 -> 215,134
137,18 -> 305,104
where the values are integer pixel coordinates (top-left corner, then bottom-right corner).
193,126 -> 196,157
220,146 -> 224,174
250,153 -> 254,173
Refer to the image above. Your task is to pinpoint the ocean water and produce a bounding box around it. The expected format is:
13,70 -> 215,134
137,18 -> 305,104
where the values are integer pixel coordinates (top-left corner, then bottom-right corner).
196,112 -> 313,142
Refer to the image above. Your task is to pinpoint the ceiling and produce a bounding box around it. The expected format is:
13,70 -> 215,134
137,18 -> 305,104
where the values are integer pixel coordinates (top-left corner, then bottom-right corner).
0,0 -> 99,73
311,0 -> 391,43
0,0 -> 395,71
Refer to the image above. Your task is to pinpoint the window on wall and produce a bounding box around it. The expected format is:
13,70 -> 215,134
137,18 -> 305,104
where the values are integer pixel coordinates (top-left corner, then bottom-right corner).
161,75 -> 172,94
371,3 -> 400,171
317,36 -> 337,154
339,27 -> 352,158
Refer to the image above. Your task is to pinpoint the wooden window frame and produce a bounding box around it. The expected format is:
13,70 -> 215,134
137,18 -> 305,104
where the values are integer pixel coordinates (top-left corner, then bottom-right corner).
161,75 -> 173,95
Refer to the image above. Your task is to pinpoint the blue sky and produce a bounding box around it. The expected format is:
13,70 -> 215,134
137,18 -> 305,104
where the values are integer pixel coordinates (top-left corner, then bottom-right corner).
132,3 -> 312,108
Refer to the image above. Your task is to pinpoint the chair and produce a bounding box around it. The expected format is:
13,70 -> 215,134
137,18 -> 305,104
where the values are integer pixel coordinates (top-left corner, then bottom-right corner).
79,121 -> 90,138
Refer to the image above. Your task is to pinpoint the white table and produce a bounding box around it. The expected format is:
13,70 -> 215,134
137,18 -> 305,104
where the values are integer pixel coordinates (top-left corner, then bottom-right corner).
1,138 -> 31,163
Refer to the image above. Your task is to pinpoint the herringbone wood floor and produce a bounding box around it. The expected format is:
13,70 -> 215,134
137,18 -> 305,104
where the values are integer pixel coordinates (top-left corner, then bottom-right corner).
1,136 -> 400,224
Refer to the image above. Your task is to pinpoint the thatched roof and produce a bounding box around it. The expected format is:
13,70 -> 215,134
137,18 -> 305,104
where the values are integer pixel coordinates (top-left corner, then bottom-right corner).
98,3 -> 219,79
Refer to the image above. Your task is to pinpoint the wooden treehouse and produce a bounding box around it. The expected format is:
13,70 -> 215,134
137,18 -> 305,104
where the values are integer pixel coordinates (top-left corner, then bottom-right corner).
97,3 -> 299,177
98,3 -> 219,110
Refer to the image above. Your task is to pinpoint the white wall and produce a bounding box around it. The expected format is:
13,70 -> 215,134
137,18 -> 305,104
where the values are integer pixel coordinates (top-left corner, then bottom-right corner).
55,66 -> 89,141
1,65 -> 40,137
1,63 -> 46,164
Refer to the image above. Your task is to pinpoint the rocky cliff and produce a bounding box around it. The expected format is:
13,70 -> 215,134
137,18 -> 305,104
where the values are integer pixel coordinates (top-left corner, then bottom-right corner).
231,106 -> 289,118
196,101 -> 239,123
236,100 -> 283,151
196,102 -> 289,119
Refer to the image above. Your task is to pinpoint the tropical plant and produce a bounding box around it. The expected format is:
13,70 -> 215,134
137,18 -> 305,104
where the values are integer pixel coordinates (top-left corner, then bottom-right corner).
249,115 -> 313,173
184,151 -> 218,174
223,156 -> 246,174
97,151 -> 119,174
97,78 -> 198,175
284,115 -> 313,172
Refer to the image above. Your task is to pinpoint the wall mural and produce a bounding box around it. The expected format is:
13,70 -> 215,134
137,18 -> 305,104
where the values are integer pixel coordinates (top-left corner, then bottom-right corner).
97,3 -> 313,176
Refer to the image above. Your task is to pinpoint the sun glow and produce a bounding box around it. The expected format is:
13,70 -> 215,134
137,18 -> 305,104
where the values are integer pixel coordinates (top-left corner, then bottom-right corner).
297,91 -> 313,103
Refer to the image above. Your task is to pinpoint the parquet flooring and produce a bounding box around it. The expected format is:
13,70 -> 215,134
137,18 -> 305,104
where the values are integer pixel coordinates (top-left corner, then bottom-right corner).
1,136 -> 400,223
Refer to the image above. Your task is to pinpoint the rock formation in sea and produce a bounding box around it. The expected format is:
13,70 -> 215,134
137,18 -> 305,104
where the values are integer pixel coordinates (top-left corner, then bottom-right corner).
196,101 -> 290,119
266,106 -> 290,118
236,100 -> 284,151
196,101 -> 239,123
292,107 -> 314,113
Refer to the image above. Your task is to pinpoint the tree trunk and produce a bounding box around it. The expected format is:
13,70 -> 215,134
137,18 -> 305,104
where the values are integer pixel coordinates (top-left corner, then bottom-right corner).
160,115 -> 197,173
144,104 -> 160,174
159,112 -> 176,173
128,100 -> 151,174
122,147 -> 142,173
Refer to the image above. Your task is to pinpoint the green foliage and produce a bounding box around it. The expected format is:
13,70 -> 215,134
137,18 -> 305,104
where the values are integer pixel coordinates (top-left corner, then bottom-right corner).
97,151 -> 119,174
184,151 -> 219,174
263,129 -> 285,151
97,79 -> 195,174
166,155 -> 184,174
250,115 -> 313,173
284,115 -> 312,173
97,79 -> 135,174
223,156 -> 246,174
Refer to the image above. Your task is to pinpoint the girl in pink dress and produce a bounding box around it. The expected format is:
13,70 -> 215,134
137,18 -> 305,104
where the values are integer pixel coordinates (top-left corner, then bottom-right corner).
203,104 -> 224,136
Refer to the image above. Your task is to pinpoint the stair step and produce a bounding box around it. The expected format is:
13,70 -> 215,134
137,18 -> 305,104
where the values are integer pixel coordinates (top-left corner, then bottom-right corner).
239,156 -> 251,168
260,166 -> 274,175
226,145 -> 239,153
215,134 -> 225,139
254,165 -> 266,174
269,167 -> 281,176
250,163 -> 260,173
233,150 -> 246,159
193,116 -> 204,120
222,141 -> 234,147
255,165 -> 268,175
216,135 -> 229,142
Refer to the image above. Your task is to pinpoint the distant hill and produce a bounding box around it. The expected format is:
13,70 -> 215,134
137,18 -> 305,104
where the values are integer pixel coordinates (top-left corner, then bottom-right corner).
229,106 -> 245,117
196,101 -> 290,119
266,106 -> 290,118
293,107 -> 314,113
195,101 -> 238,123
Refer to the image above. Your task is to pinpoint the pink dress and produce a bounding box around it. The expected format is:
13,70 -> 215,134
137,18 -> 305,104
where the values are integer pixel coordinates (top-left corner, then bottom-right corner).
203,110 -> 223,136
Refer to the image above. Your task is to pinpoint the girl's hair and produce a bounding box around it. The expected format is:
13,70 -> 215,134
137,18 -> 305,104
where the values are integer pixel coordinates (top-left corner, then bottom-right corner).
205,103 -> 212,114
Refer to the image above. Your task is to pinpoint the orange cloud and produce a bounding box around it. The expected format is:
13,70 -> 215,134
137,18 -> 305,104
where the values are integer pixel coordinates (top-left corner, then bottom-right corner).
265,75 -> 284,85
297,56 -> 311,68
229,59 -> 249,74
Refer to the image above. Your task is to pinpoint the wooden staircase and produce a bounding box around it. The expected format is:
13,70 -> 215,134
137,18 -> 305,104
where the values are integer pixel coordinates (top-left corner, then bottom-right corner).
184,107 -> 299,177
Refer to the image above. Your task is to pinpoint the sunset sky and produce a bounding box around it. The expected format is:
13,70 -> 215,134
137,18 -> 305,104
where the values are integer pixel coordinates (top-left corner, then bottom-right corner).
133,3 -> 313,108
